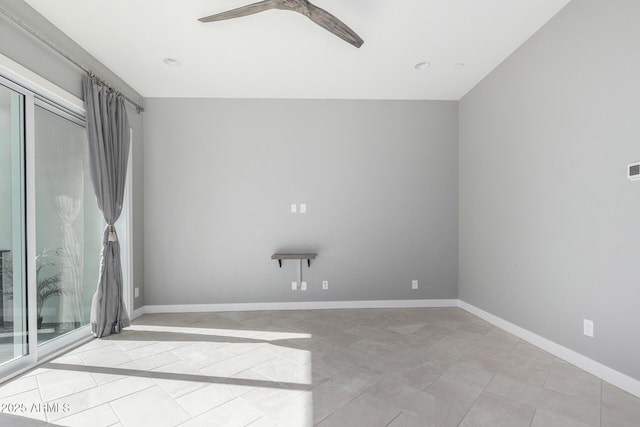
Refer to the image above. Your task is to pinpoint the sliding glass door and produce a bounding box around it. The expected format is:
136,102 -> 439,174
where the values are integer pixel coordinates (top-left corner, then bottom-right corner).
0,70 -> 112,378
0,83 -> 27,366
34,104 -> 101,345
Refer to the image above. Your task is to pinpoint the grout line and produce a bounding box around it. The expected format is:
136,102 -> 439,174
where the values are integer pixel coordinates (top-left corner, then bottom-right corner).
385,410 -> 403,426
314,389 -> 368,425
541,356 -> 556,390
600,378 -> 603,427
244,415 -> 272,427
528,408 -> 538,427
456,372 -> 496,427
107,402 -> 122,426
32,372 -> 48,423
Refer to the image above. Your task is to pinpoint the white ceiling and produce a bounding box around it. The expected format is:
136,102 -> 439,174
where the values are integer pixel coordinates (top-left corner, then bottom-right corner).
25,0 -> 570,100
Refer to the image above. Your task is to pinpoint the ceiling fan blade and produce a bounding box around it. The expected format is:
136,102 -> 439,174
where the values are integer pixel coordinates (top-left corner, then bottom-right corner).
198,0 -> 277,23
305,2 -> 364,48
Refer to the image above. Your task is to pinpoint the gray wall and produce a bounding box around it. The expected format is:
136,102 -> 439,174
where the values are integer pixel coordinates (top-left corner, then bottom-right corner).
459,0 -> 640,380
0,0 -> 145,309
144,98 -> 458,305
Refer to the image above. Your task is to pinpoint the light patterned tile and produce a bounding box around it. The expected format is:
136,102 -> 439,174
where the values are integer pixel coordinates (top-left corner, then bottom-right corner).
200,347 -> 277,377
2,308 -> 640,427
253,357 -> 312,385
530,408 -> 597,427
54,403 -> 119,427
264,342 -> 311,365
114,350 -> 181,371
175,383 -> 238,417
169,342 -> 234,368
317,392 -> 401,427
311,378 -> 362,424
486,374 -> 600,426
367,376 -> 447,422
0,375 -> 38,399
178,397 -> 263,427
65,339 -> 115,356
241,387 -> 312,427
544,359 -> 601,402
601,382 -> 640,427
35,367 -> 97,402
387,411 -> 428,427
77,346 -> 133,368
459,391 -> 535,427
110,386 -> 190,427
0,389 -> 46,422
385,322 -> 427,335
510,341 -> 555,365
150,360 -> 209,399
246,416 -> 281,427
46,376 -> 156,422
343,325 -> 404,344
124,340 -> 189,360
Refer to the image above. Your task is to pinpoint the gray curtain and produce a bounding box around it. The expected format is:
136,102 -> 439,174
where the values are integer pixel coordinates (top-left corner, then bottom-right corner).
82,74 -> 130,338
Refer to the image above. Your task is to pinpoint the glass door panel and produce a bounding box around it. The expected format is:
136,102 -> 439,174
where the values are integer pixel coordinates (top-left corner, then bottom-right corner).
34,105 -> 102,345
0,84 -> 27,366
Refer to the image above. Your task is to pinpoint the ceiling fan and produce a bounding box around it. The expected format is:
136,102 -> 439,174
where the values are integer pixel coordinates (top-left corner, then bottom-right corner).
198,0 -> 364,48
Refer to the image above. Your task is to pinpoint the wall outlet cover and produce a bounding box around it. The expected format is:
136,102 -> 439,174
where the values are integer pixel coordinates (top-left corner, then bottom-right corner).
322,280 -> 329,290
583,319 -> 594,338
301,281 -> 307,291
300,203 -> 307,213
290,204 -> 297,213
291,281 -> 298,291
412,280 -> 419,290
134,287 -> 140,298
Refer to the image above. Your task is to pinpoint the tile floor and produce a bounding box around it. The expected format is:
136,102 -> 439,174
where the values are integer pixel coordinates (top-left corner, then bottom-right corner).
0,308 -> 639,426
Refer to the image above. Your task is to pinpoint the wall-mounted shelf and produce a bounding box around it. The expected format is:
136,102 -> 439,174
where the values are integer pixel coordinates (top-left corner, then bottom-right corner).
271,253 -> 317,268
272,253 -> 317,286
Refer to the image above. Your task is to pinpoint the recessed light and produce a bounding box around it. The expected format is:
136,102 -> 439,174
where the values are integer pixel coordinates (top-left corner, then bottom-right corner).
163,58 -> 181,67
454,62 -> 465,68
414,61 -> 431,71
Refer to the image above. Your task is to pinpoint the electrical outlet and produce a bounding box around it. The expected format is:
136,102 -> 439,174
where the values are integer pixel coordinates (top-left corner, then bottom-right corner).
411,280 -> 419,290
300,203 -> 307,213
322,280 -> 329,290
291,281 -> 298,291
583,319 -> 594,338
134,287 -> 140,298
301,281 -> 307,291
290,204 -> 297,213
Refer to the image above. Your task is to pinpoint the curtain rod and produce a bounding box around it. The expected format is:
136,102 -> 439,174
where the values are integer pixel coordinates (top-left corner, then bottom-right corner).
0,6 -> 144,113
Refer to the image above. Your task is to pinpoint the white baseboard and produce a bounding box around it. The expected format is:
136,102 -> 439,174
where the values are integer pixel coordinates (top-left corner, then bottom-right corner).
130,306 -> 146,320
458,300 -> 640,399
144,299 -> 458,314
